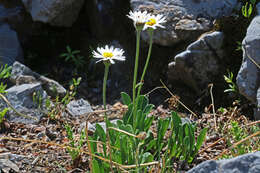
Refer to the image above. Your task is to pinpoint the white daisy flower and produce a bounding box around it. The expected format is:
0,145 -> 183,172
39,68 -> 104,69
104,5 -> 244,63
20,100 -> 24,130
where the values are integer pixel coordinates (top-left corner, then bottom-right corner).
143,14 -> 166,30
93,45 -> 125,64
127,10 -> 149,29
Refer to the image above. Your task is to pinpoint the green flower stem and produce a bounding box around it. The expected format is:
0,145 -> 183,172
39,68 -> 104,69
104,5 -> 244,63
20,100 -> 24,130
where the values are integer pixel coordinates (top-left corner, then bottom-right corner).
132,29 -> 142,105
132,28 -> 142,131
102,62 -> 113,172
137,29 -> 154,98
133,30 -> 154,125
103,62 -> 110,113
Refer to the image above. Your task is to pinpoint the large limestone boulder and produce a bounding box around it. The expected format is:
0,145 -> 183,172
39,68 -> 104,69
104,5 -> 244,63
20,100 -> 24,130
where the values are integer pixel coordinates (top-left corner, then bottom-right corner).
0,24 -> 23,66
168,31 -> 225,91
10,61 -> 66,98
236,16 -> 260,120
187,151 -> 260,173
0,83 -> 48,124
130,0 -> 238,46
22,0 -> 84,27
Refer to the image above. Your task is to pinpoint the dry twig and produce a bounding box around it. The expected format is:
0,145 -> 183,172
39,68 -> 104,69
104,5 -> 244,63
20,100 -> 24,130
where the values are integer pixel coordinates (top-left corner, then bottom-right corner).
208,84 -> 217,131
85,121 -> 93,172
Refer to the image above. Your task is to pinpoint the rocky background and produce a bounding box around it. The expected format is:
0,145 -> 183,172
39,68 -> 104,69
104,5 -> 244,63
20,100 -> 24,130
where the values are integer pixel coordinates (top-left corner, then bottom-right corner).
2,0 -> 258,119
0,0 -> 260,172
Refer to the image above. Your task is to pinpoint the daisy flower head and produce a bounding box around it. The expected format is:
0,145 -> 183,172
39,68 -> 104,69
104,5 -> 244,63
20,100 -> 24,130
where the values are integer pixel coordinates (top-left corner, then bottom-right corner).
127,10 -> 149,30
144,14 -> 166,30
93,45 -> 125,64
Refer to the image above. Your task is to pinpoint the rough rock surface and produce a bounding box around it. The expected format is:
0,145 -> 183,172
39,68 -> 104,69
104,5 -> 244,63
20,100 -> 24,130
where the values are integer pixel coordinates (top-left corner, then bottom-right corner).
0,83 -> 48,124
66,99 -> 93,117
22,0 -> 84,27
187,151 -> 260,173
130,0 -> 237,46
80,119 -> 120,134
10,61 -> 66,97
0,159 -> 19,172
168,31 -> 224,91
0,153 -> 29,164
0,24 -> 23,66
236,16 -> 260,120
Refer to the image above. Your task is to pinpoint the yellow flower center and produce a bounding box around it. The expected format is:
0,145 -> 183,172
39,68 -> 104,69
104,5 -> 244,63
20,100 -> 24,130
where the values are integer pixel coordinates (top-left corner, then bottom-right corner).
146,18 -> 156,26
103,52 -> 113,58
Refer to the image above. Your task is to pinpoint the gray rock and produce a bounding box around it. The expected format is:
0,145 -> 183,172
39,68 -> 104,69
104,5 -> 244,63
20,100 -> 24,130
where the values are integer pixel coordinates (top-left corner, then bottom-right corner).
130,0 -> 237,46
79,121 -> 96,134
0,24 -> 23,66
0,153 -> 28,163
257,88 -> 260,120
236,16 -> 260,120
0,159 -> 19,172
257,2 -> 260,15
38,75 -> 67,98
187,151 -> 260,173
10,61 -> 66,97
94,119 -> 119,133
66,99 -> 93,117
22,0 -> 84,27
0,83 -> 48,124
80,119 -> 120,133
168,31 -> 224,91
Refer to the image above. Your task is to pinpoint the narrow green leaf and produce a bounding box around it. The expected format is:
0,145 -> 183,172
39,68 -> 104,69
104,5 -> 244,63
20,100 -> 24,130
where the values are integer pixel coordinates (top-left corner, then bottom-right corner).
183,136 -> 190,160
136,110 -> 145,131
120,136 -> 127,164
195,128 -> 207,153
137,95 -> 148,110
66,46 -> 71,52
92,159 -> 101,173
144,116 -> 154,132
143,104 -> 154,115
171,112 -> 181,135
123,103 -> 133,124
146,140 -> 156,151
95,124 -> 107,156
121,92 -> 132,105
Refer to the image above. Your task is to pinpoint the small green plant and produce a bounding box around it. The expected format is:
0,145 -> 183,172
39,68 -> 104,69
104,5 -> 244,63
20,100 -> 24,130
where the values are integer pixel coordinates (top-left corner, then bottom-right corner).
0,83 -> 7,94
60,46 -> 85,72
222,120 -> 260,158
32,91 -> 43,109
0,108 -> 9,124
0,64 -> 11,127
229,121 -> 248,155
61,77 -> 81,105
0,64 -> 11,79
44,96 -> 57,120
241,0 -> 256,18
144,112 -> 207,172
121,92 -> 154,134
65,124 -> 86,167
90,119 -> 154,172
235,41 -> 242,51
224,71 -> 238,93
44,77 -> 81,120
0,64 -> 11,94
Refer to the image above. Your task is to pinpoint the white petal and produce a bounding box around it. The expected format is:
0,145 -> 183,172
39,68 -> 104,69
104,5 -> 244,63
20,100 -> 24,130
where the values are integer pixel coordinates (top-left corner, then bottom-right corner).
110,59 -> 115,64
113,57 -> 125,61
95,59 -> 104,63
